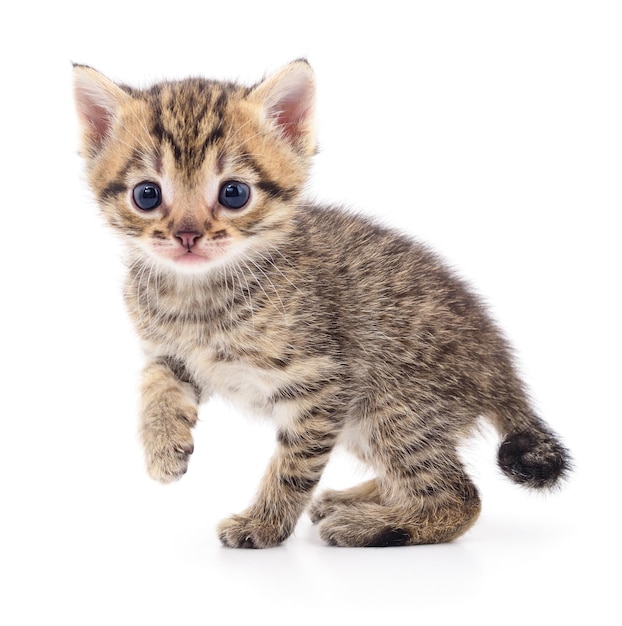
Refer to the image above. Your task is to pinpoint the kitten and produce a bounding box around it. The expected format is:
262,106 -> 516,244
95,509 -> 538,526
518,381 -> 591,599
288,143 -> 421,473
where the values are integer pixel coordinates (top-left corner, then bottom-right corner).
73,60 -> 570,548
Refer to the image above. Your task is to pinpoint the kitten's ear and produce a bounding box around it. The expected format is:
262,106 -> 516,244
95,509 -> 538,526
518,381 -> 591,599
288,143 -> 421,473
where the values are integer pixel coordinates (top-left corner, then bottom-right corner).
250,60 -> 316,155
73,64 -> 129,153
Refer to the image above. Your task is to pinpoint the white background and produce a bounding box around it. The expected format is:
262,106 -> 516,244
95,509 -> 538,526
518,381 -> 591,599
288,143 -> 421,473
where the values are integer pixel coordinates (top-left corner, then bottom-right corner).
1,1 -> 620,624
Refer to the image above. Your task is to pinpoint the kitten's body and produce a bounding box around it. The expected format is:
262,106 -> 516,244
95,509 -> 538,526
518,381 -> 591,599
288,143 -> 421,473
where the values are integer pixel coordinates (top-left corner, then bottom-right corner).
74,61 -> 570,548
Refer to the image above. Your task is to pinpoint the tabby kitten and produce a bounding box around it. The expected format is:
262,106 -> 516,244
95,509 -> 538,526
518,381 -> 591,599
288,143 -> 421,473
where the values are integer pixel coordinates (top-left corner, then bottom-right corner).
73,60 -> 570,548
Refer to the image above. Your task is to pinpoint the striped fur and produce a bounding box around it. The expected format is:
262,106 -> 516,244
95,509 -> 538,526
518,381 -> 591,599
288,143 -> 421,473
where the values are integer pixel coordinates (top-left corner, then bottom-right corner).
73,61 -> 570,548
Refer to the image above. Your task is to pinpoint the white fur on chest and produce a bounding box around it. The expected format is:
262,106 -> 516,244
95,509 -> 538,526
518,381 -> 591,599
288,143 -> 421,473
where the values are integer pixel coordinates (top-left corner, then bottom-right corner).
186,352 -> 300,429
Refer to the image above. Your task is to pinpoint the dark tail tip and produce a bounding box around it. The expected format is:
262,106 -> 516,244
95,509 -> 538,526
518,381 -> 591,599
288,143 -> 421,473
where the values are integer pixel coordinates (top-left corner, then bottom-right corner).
498,431 -> 571,489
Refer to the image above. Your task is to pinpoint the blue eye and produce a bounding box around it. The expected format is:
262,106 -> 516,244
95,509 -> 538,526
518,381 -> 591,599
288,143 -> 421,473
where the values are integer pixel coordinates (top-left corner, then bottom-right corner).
133,182 -> 162,211
219,181 -> 250,210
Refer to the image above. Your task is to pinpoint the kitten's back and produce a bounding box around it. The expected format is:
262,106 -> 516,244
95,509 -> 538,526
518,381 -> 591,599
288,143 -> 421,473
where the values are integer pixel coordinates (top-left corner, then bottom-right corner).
289,204 -> 570,488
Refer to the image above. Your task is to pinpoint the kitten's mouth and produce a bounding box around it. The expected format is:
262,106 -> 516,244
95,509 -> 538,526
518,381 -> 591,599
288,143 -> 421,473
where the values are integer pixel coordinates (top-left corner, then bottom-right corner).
174,250 -> 211,264
148,238 -> 235,271
170,241 -> 232,266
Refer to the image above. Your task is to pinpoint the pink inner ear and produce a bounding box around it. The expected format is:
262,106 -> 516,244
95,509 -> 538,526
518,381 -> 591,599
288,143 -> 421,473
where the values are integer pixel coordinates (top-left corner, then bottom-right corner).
271,94 -> 310,142
265,70 -> 314,145
74,78 -> 118,149
80,100 -> 114,146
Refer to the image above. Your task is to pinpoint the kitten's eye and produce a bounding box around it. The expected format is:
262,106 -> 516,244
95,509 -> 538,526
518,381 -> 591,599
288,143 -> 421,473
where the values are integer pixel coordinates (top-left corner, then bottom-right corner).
218,181 -> 250,210
133,182 -> 162,211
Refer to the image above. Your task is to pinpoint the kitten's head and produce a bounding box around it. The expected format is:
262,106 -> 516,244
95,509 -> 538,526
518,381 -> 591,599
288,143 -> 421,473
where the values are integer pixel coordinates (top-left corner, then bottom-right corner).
73,61 -> 315,274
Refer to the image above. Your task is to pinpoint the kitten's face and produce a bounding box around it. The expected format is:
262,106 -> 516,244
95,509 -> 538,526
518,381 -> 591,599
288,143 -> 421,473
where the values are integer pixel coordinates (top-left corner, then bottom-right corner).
74,62 -> 316,275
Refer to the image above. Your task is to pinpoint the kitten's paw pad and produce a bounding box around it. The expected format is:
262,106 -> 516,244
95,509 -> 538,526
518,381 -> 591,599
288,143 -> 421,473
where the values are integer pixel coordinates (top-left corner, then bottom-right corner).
144,430 -> 195,483
217,515 -> 289,549
308,490 -> 342,523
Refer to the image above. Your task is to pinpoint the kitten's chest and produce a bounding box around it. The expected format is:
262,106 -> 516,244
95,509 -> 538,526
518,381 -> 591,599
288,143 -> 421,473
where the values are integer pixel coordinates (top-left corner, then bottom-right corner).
129,265 -> 335,423
185,341 -> 321,431
189,351 -> 285,413
131,270 -> 276,354
141,289 -> 299,418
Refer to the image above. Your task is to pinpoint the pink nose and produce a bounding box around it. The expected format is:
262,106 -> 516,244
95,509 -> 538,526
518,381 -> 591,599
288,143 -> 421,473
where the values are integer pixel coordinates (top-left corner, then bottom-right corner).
175,231 -> 203,249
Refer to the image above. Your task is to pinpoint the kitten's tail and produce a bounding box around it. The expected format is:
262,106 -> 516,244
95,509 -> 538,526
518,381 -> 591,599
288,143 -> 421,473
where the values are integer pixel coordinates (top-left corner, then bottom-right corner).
494,413 -> 571,489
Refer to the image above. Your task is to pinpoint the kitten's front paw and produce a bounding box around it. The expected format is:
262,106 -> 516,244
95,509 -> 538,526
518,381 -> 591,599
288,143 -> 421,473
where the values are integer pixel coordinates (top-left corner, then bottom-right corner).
217,514 -> 290,549
143,420 -> 195,483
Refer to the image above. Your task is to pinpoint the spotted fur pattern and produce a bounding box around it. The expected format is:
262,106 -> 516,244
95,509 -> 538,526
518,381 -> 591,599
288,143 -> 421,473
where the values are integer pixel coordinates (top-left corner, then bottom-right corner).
73,61 -> 570,548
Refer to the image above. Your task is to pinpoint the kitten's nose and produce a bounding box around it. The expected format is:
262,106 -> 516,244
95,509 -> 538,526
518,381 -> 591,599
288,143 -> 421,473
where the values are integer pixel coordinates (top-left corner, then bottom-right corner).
175,230 -> 203,249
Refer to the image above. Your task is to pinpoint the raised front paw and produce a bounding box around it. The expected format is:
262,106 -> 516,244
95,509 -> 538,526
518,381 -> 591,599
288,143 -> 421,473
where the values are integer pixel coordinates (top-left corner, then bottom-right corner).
142,415 -> 196,483
217,514 -> 290,549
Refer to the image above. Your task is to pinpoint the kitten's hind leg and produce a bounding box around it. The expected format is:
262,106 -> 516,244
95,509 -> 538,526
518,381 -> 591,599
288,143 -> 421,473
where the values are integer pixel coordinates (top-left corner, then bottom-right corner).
317,464 -> 481,547
308,479 -> 380,523
140,358 -> 199,483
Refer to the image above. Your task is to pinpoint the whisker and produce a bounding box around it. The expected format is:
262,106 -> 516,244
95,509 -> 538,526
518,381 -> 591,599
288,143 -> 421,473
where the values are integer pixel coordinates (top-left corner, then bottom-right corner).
245,257 -> 287,317
233,260 -> 255,332
259,247 -> 305,296
135,107 -> 159,154
222,263 -> 237,331
113,119 -> 155,158
220,117 -> 255,154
